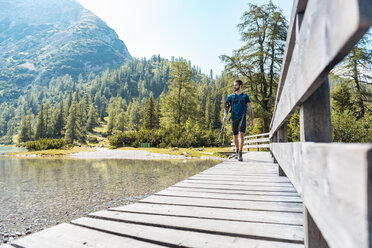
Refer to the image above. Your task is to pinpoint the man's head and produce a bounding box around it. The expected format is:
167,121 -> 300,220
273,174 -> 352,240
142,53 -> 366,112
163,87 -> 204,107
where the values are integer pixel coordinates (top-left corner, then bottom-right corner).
234,80 -> 243,92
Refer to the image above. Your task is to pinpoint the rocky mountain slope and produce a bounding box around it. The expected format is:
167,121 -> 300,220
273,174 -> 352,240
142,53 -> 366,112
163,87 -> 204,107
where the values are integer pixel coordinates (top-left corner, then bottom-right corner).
0,0 -> 131,101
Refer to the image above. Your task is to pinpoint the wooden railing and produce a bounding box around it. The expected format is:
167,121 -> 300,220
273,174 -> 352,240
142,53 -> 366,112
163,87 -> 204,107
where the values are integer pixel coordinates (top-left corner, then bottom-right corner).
268,0 -> 372,248
231,133 -> 269,151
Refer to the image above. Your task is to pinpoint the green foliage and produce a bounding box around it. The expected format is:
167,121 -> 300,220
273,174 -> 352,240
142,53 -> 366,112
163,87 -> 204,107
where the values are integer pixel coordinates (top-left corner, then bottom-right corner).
53,101 -> 65,137
141,94 -> 159,130
108,126 -> 219,149
337,34 -> 371,118
331,82 -> 353,113
332,110 -> 371,142
18,114 -> 33,143
34,104 -> 47,140
288,111 -> 300,142
65,101 -> 82,144
25,138 -> 67,151
161,61 -> 197,128
86,105 -> 99,132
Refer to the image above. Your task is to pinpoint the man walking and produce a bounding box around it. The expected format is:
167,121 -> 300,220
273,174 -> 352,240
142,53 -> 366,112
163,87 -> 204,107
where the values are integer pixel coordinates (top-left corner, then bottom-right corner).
223,80 -> 254,161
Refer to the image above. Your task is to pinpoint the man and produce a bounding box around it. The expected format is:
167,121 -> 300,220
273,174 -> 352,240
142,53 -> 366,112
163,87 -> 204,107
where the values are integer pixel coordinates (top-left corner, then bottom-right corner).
223,80 -> 254,161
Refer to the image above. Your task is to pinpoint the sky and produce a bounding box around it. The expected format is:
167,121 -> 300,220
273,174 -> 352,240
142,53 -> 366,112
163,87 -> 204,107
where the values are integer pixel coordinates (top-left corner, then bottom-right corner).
76,0 -> 292,77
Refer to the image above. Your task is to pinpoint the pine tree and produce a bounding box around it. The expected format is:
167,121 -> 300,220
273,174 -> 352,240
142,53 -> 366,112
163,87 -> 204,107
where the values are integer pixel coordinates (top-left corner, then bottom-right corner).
44,102 -> 53,138
65,101 -> 81,144
115,110 -> 126,132
128,100 -> 142,131
107,108 -> 115,135
54,100 -> 64,138
34,105 -> 46,140
86,105 -> 99,132
18,116 -> 30,142
142,95 -> 158,130
204,96 -> 211,129
160,61 -> 197,127
339,35 -> 371,118
65,91 -> 73,117
331,82 -> 353,113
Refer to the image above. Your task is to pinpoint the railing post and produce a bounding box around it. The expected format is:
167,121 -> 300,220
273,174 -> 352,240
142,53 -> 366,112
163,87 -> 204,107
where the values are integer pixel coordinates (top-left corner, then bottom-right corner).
300,78 -> 332,143
271,132 -> 278,163
277,122 -> 287,176
300,77 -> 332,248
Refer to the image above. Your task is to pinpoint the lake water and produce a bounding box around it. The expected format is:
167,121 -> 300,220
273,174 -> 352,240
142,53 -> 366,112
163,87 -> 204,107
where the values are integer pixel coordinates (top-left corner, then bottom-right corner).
0,146 -> 27,154
0,156 -> 218,243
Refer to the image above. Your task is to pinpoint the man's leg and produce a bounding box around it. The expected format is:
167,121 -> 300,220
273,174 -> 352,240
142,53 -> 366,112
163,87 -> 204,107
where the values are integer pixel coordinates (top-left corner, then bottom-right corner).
233,134 -> 239,151
239,131 -> 244,151
233,134 -> 239,158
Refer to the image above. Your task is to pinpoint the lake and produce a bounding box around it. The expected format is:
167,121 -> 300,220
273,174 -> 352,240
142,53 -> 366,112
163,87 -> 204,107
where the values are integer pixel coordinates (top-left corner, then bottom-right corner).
0,156 -> 218,244
0,146 -> 27,154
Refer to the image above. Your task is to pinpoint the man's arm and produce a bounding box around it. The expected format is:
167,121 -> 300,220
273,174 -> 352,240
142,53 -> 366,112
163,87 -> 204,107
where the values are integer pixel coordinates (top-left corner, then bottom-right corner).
247,102 -> 254,126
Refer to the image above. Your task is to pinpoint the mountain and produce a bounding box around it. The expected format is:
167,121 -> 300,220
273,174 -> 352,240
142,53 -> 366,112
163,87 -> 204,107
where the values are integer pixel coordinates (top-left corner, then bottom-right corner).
0,0 -> 131,101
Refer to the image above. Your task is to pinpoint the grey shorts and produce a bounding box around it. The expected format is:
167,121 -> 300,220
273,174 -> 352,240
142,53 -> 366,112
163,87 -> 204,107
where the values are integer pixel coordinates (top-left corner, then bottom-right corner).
232,116 -> 246,135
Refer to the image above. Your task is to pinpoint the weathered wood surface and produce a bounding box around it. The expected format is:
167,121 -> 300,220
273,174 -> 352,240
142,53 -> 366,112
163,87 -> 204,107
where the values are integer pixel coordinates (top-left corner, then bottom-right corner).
244,137 -> 270,143
2,152 -> 304,248
232,134 -> 270,150
271,142 -> 372,248
7,223 -> 163,248
72,217 -> 303,248
270,0 -> 372,137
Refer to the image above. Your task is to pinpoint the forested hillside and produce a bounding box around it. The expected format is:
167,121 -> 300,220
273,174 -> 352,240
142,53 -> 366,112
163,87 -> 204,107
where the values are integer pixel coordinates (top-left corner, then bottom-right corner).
1,56 -> 234,146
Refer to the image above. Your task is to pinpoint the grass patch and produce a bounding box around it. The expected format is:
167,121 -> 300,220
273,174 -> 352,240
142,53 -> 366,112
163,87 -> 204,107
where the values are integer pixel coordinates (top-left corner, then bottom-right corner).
117,147 -> 232,158
8,147 -> 95,157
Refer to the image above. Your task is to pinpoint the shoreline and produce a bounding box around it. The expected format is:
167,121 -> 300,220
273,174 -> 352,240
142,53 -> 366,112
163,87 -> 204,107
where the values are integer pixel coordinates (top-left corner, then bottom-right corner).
2,147 -> 230,160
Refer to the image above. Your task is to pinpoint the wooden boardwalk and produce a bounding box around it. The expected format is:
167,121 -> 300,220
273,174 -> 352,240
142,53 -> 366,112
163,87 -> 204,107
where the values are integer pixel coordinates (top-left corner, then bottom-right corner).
2,152 -> 304,248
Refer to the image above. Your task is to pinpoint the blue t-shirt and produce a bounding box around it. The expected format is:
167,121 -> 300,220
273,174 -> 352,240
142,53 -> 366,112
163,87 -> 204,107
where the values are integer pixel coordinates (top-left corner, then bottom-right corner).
226,92 -> 251,119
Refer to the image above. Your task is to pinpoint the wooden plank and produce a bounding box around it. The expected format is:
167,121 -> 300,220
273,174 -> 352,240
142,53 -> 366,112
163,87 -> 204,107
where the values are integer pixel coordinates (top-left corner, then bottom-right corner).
169,186 -> 300,197
271,142 -> 372,248
110,202 -> 304,226
197,173 -> 278,178
181,179 -> 294,187
174,182 -> 297,193
140,195 -> 303,212
72,217 -> 304,248
185,180 -> 292,185
244,137 -> 270,142
202,167 -> 277,172
156,189 -> 302,203
244,133 -> 270,139
270,0 -> 372,137
10,223 -> 162,248
243,144 -> 270,149
190,176 -> 291,183
0,245 -> 13,248
88,210 -> 304,243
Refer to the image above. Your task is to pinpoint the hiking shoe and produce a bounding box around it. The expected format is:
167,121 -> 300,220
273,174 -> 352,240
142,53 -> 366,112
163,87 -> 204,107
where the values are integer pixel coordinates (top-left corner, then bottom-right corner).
235,149 -> 239,159
238,151 -> 243,161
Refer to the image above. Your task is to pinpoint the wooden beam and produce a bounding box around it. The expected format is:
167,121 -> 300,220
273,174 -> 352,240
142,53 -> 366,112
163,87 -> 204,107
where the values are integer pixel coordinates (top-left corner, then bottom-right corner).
270,0 -> 372,137
271,142 -> 372,248
271,0 -> 309,129
300,78 -> 332,142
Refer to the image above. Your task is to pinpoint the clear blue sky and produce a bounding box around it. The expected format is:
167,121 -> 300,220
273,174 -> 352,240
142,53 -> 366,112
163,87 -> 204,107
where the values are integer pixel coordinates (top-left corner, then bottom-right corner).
77,0 -> 292,77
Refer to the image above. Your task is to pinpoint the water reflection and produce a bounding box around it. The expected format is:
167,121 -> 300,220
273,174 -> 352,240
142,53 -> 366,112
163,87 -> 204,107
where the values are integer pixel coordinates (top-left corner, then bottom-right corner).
0,158 -> 218,239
